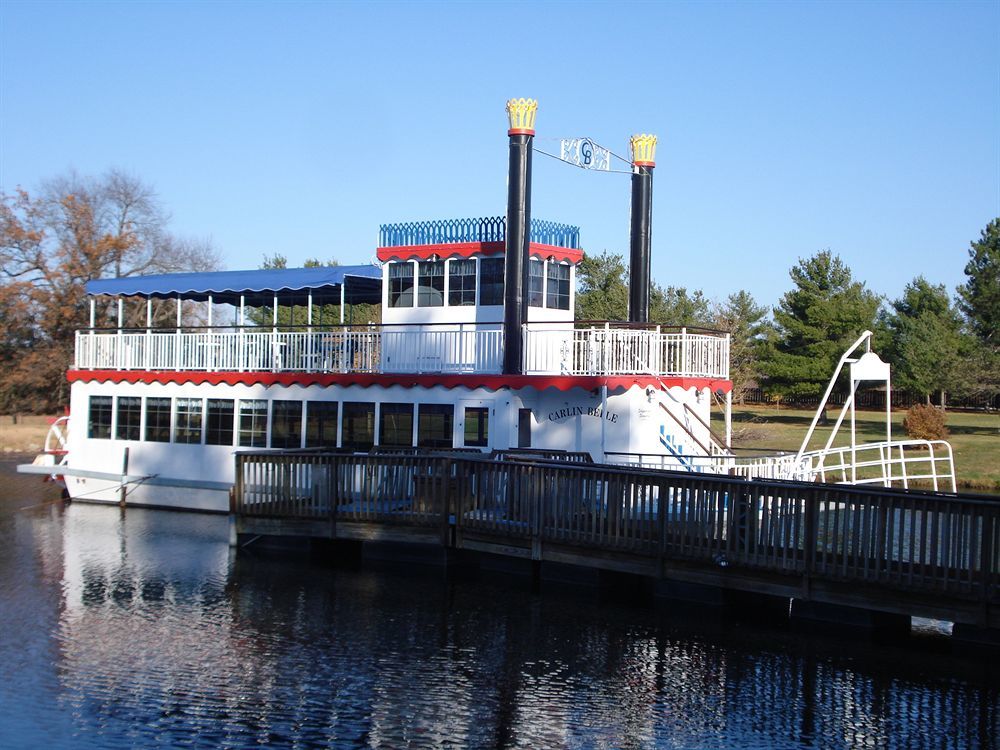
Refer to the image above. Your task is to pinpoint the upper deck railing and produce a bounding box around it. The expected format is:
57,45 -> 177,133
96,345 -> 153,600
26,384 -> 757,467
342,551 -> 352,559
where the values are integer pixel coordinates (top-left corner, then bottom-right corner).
378,216 -> 580,249
73,324 -> 730,379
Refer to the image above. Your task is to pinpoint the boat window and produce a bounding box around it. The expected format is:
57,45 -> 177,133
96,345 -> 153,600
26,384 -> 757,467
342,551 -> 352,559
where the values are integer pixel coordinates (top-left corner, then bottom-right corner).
342,402 -> 375,451
88,395 -> 113,440
270,400 -> 303,449
527,259 -> 544,307
546,262 -> 570,310
479,257 -> 504,305
448,259 -> 476,306
305,401 -> 338,448
206,399 -> 235,446
463,407 -> 489,447
145,397 -> 171,442
418,404 -> 453,449
174,398 -> 203,444
238,400 -> 268,448
115,396 -> 141,441
379,402 -> 414,447
388,262 -> 414,308
416,261 -> 445,307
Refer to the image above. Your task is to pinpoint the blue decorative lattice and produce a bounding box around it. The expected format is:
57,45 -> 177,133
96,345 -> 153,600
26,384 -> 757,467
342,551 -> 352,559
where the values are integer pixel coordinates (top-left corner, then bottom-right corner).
378,217 -> 580,249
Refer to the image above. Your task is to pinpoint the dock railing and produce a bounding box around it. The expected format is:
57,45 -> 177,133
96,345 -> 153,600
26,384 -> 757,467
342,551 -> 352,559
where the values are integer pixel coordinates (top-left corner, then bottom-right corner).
233,451 -> 999,627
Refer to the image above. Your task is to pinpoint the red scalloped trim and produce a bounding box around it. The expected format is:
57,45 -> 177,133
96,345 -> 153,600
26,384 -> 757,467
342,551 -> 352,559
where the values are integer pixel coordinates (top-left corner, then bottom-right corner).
376,242 -> 584,265
67,369 -> 731,394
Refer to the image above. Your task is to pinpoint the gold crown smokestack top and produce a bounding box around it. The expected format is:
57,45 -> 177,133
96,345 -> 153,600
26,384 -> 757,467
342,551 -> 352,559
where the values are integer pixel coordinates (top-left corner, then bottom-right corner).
628,134 -> 657,323
503,98 -> 537,375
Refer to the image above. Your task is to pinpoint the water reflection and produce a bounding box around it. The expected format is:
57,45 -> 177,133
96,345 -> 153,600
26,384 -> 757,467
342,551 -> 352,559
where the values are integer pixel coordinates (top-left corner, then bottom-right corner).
1,466 -> 997,749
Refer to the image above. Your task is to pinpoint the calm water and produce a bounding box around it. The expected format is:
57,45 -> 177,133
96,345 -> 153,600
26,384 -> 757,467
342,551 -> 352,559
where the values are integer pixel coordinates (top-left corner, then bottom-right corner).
1,458 -> 997,749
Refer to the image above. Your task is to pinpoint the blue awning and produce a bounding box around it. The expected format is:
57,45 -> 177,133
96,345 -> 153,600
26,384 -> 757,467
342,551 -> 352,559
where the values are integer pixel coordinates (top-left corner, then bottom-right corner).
85,265 -> 383,306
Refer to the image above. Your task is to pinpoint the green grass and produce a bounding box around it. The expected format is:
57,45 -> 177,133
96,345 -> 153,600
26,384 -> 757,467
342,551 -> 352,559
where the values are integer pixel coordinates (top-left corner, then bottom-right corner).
715,406 -> 1000,492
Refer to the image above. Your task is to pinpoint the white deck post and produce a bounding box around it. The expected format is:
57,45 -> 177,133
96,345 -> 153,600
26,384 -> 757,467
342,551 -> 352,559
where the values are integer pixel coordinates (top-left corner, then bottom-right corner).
116,297 -> 123,370
175,297 -> 182,371
145,298 -> 152,370
725,388 -> 732,450
239,295 -> 246,372
340,284 -> 346,324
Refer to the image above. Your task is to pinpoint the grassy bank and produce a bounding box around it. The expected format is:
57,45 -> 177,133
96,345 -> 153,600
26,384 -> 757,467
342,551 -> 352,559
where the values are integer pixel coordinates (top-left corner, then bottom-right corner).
721,406 -> 1000,492
0,415 -> 58,454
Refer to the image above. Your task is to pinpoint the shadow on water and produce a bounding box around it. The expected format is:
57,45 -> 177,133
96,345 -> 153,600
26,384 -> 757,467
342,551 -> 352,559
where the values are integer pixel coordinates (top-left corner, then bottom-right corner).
0,457 -> 998,749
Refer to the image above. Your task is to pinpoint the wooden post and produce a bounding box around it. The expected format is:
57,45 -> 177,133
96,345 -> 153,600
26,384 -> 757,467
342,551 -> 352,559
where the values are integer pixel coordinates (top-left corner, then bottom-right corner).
119,447 -> 130,508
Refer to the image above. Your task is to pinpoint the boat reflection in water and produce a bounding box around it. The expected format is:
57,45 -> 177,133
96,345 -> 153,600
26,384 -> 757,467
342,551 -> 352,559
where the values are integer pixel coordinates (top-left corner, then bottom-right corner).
23,500 -> 998,748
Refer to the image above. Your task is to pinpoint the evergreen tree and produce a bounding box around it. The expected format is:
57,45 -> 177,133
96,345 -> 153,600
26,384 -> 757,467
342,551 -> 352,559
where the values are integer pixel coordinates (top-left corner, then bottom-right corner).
575,251 -> 628,321
881,277 -> 967,407
957,218 -> 1000,347
955,218 -> 1000,403
713,290 -> 770,404
649,283 -> 713,327
762,250 -> 880,412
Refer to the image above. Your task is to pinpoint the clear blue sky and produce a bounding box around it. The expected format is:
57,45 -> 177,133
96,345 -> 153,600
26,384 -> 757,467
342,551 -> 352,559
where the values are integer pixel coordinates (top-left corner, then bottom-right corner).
2,0 -> 998,310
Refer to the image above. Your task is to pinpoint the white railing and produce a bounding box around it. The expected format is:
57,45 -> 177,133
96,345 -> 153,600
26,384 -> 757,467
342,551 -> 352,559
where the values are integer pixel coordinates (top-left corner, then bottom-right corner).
522,326 -> 729,379
606,440 -> 957,492
74,325 -> 730,378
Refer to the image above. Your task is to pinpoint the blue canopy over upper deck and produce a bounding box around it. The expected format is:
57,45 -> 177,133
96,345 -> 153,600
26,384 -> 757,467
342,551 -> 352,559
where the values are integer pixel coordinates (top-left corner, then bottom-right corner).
85,265 -> 383,306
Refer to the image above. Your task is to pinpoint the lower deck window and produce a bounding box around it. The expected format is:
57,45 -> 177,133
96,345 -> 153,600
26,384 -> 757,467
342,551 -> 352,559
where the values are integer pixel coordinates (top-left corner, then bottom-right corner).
418,404 -> 453,449
379,403 -> 414,447
305,401 -> 338,448
88,396 -> 112,439
174,398 -> 203,444
206,399 -> 235,446
145,397 -> 171,442
116,396 -> 141,440
463,407 -> 489,447
342,402 -> 375,451
238,400 -> 267,448
271,400 -> 303,449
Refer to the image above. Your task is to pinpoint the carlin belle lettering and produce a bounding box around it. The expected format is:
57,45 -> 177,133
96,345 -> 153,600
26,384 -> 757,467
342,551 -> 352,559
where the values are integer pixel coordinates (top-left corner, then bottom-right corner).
546,406 -> 618,423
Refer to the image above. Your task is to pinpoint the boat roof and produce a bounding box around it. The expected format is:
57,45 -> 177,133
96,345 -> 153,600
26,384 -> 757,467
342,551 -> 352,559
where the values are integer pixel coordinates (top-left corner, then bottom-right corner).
85,265 -> 383,306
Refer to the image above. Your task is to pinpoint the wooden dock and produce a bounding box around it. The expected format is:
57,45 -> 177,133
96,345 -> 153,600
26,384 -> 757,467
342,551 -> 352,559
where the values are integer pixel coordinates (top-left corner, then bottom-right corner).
232,451 -> 999,634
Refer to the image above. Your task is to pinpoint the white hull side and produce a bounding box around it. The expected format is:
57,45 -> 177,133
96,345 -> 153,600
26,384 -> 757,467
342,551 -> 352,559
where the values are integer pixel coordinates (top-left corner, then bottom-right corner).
64,378 -> 715,511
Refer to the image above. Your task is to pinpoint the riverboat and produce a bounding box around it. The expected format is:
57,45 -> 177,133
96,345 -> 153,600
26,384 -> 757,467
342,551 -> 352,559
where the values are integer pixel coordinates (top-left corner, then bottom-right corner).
19,99 -> 957,511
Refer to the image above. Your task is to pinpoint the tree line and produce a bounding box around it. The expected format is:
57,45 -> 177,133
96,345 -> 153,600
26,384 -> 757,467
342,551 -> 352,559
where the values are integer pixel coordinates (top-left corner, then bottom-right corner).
1,170 -> 220,411
576,219 -> 999,411
2,168 -> 997,415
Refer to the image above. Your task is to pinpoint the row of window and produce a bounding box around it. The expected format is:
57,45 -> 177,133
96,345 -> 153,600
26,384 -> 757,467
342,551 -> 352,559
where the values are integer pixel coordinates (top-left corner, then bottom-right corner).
387,258 -> 570,310
87,395 -> 490,451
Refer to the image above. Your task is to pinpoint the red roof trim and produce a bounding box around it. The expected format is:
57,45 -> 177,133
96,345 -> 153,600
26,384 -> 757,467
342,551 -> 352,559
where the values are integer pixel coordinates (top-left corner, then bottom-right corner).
68,370 -> 731,394
376,242 -> 583,265
527,243 -> 584,264
376,242 -> 505,262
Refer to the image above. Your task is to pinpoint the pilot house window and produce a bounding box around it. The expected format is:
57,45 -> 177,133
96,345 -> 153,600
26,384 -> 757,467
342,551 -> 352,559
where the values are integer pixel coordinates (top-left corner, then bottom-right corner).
528,259 -> 544,307
388,262 -> 414,308
546,262 -> 571,310
448,259 -> 476,306
479,257 -> 504,305
417,261 -> 445,307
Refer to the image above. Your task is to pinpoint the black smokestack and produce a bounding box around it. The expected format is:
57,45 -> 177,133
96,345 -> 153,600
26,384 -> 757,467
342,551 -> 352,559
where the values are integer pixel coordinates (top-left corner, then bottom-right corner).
628,134 -> 657,324
503,99 -> 537,375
